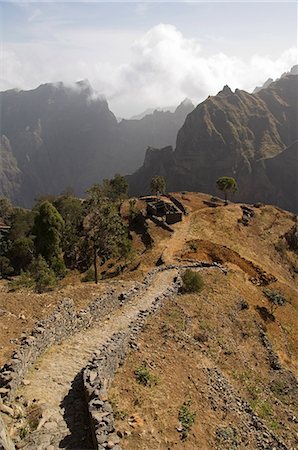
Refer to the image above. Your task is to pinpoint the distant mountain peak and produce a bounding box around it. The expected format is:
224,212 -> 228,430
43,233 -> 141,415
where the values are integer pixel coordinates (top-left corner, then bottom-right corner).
253,78 -> 274,94
175,98 -> 194,115
289,64 -> 298,75
75,79 -> 93,93
219,85 -> 233,95
181,97 -> 193,105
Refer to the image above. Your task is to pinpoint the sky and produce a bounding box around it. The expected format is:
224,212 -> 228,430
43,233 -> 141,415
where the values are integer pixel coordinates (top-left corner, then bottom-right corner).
0,1 -> 297,117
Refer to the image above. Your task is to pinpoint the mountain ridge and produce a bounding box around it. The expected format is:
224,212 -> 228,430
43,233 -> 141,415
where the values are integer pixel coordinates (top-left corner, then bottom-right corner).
0,82 -> 193,206
128,74 -> 298,212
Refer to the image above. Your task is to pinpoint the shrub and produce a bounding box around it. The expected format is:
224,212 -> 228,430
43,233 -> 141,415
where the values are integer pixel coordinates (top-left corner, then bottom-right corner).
30,256 -> 57,293
181,269 -> 204,293
178,400 -> 196,440
263,289 -> 287,315
134,365 -> 157,386
81,266 -> 97,282
189,241 -> 198,252
51,256 -> 67,279
0,256 -> 14,278
8,271 -> 35,291
8,237 -> 34,274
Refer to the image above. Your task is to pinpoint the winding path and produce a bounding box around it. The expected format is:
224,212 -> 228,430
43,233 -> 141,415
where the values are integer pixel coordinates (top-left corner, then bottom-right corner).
18,269 -> 178,449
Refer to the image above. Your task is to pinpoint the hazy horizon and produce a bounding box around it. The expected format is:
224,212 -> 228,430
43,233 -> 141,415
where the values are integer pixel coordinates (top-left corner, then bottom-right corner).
1,1 -> 297,117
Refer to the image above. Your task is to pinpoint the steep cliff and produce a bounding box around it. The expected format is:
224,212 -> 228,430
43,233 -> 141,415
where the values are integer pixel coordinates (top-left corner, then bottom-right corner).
129,74 -> 298,212
0,83 -> 193,206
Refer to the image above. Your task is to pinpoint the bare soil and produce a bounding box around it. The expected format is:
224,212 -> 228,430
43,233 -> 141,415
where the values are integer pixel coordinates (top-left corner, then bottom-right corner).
109,193 -> 298,449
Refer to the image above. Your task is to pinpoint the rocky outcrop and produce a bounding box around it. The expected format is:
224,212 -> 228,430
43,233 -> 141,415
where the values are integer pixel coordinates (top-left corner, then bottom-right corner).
0,137 -> 21,202
129,74 -> 298,212
117,99 -> 194,173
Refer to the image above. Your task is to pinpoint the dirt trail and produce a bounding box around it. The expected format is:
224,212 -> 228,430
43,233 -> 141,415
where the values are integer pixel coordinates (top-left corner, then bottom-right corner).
161,215 -> 191,264
17,269 -> 177,449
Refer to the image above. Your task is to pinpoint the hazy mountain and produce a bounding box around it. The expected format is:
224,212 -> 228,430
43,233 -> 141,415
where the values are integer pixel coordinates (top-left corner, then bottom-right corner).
129,105 -> 176,120
253,78 -> 273,94
0,135 -> 21,201
117,98 -> 194,172
0,83 -> 193,206
129,73 -> 298,212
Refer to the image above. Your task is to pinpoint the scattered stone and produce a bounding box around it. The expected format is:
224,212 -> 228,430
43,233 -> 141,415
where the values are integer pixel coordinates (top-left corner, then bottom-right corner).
0,403 -> 14,416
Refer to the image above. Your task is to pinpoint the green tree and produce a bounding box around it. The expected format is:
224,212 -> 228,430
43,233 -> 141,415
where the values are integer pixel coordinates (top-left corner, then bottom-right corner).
84,189 -> 131,283
33,201 -> 64,266
8,237 -> 34,274
53,195 -> 84,269
8,208 -> 35,241
103,174 -> 128,203
150,175 -> 166,195
216,176 -> 238,204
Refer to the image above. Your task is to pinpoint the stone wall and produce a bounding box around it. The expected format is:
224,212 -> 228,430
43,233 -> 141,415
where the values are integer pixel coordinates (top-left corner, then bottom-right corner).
83,279 -> 180,450
82,262 -> 227,449
0,262 -> 226,449
165,194 -> 188,215
0,282 -> 147,401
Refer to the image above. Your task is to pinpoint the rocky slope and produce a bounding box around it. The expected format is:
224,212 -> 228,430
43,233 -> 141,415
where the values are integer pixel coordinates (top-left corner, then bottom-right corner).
117,99 -> 194,173
109,193 -> 298,449
0,83 -> 193,207
129,74 -> 298,212
0,193 -> 297,449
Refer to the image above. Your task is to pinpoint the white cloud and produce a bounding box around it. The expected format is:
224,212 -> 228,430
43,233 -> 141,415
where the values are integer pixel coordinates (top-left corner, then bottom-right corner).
1,23 -> 297,117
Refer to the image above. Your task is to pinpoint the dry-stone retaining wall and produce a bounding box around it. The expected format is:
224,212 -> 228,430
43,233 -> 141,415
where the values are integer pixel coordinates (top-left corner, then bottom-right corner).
83,280 -> 180,450
0,262 -> 226,450
0,282 -> 148,401
83,262 -> 226,450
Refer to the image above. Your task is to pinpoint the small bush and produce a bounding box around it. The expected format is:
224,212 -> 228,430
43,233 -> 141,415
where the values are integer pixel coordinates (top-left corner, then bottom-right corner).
0,256 -> 14,278
181,269 -> 204,293
51,256 -> 67,279
263,289 -> 287,314
189,241 -> 198,252
81,266 -> 96,282
109,398 -> 128,421
30,256 -> 57,293
8,271 -> 35,291
178,400 -> 196,440
134,365 -> 157,386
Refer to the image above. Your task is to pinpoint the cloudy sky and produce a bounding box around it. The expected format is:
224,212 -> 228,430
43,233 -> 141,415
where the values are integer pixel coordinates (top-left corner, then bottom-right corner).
0,1 -> 297,117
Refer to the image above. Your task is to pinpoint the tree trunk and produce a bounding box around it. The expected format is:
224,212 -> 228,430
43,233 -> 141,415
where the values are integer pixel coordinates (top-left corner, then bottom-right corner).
224,191 -> 228,204
93,245 -> 98,284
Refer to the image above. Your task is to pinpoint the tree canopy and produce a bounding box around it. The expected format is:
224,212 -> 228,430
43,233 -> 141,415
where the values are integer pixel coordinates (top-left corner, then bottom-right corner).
216,176 -> 238,203
150,175 -> 166,195
83,185 -> 131,283
33,201 -> 64,264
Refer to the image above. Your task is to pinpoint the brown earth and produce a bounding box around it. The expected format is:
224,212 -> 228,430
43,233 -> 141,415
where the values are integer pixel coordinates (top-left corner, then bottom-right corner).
1,192 -> 297,449
109,193 -> 298,449
0,273 -> 136,366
